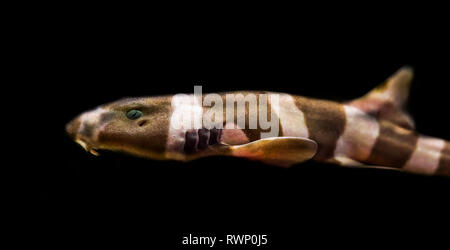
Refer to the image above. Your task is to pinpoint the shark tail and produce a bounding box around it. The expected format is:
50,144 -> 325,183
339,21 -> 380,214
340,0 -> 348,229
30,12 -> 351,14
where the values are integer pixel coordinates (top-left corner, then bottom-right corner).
345,66 -> 450,177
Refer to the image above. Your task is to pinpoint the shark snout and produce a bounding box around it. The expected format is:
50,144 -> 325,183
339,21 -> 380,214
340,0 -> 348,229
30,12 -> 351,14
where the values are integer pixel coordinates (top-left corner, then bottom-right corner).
65,114 -> 96,140
65,116 -> 81,140
66,108 -> 108,155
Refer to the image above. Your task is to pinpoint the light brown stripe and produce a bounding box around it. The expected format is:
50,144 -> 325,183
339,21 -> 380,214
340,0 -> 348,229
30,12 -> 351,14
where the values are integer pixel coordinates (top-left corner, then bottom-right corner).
436,142 -> 450,177
220,92 -> 282,143
403,137 -> 444,175
270,93 -> 309,138
334,105 -> 380,161
294,97 -> 346,160
241,93 -> 283,141
366,121 -> 419,168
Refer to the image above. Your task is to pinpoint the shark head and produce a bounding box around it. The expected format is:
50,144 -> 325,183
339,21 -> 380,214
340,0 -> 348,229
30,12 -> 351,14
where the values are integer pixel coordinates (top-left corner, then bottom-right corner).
66,94 -> 229,162
66,96 -> 173,160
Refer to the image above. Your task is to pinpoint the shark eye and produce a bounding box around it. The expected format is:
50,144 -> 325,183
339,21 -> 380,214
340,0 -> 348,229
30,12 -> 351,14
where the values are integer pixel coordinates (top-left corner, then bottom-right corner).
126,109 -> 143,120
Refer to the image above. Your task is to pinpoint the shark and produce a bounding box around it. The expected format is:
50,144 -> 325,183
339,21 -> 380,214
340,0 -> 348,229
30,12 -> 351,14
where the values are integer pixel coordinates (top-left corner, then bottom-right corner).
66,67 -> 449,177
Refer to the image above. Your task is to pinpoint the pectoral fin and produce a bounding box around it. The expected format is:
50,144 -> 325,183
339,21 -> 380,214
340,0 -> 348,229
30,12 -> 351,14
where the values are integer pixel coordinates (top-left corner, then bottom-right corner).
229,137 -> 317,167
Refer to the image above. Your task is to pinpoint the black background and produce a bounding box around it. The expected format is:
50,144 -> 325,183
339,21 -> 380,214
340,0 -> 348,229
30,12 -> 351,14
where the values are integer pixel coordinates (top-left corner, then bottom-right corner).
18,5 -> 450,249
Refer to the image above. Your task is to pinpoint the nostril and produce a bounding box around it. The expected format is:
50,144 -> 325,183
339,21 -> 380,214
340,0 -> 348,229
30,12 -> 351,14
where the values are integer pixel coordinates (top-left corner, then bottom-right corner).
138,119 -> 148,127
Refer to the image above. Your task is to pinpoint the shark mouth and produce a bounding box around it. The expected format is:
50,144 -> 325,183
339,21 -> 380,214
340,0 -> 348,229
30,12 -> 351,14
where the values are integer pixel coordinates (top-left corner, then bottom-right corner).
75,138 -> 100,156
184,128 -> 222,154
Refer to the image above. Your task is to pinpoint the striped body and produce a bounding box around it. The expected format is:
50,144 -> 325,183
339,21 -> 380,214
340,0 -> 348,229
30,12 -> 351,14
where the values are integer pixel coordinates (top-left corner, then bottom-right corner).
165,91 -> 449,175
66,67 -> 450,177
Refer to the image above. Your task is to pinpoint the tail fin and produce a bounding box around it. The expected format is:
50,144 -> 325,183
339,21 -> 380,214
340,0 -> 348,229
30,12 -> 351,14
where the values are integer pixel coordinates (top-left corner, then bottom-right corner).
348,66 -> 415,129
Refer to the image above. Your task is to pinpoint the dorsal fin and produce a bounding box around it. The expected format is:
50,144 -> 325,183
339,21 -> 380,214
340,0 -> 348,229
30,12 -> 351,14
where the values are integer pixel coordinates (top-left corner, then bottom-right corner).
348,66 -> 415,129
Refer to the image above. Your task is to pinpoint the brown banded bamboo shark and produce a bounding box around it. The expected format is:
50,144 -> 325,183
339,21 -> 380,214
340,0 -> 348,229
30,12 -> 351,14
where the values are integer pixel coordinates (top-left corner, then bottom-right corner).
66,67 -> 450,177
